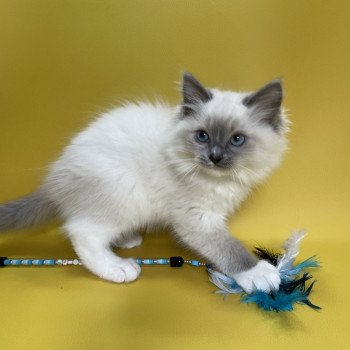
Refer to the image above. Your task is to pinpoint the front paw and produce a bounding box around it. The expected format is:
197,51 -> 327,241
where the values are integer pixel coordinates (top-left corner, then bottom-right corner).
232,260 -> 281,293
98,258 -> 141,283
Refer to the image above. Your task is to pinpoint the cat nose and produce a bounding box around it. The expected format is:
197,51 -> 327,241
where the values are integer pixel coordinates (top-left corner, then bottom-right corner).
209,146 -> 223,164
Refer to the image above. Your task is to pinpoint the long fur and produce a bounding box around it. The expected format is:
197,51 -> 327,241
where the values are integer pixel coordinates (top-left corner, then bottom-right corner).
0,190 -> 57,230
0,73 -> 290,287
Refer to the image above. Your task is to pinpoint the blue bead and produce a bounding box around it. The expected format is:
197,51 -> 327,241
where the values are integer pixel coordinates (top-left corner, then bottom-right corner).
157,259 -> 168,265
32,260 -> 43,265
22,260 -> 33,265
191,260 -> 200,266
44,260 -> 55,265
143,259 -> 153,265
12,260 -> 21,265
136,259 -> 142,265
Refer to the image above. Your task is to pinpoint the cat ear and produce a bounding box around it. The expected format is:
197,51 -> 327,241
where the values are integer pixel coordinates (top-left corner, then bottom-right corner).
243,79 -> 283,130
181,72 -> 213,116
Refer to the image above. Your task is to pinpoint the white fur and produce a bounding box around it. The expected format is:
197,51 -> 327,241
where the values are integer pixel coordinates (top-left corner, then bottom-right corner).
232,260 -> 281,293
43,88 -> 289,289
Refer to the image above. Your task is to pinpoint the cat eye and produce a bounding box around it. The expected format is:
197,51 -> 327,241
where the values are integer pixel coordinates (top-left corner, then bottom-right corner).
196,130 -> 209,143
230,134 -> 246,146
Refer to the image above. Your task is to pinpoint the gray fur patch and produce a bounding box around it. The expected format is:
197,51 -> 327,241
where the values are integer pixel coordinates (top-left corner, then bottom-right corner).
0,190 -> 57,231
243,79 -> 283,131
182,115 -> 256,170
171,215 -> 258,274
181,72 -> 213,116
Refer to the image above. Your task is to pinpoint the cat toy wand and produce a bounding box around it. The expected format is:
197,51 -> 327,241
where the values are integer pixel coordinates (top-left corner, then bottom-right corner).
0,231 -> 320,312
0,256 -> 205,268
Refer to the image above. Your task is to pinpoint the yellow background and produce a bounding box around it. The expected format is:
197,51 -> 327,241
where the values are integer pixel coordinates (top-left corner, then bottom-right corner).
1,1 -> 349,349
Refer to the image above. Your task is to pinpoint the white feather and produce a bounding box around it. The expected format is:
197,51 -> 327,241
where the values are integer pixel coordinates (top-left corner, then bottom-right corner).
277,230 -> 307,271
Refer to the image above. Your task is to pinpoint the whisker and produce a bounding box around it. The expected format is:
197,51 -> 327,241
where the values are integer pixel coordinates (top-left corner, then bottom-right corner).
232,168 -> 244,187
236,164 -> 261,178
176,164 -> 198,183
189,164 -> 199,183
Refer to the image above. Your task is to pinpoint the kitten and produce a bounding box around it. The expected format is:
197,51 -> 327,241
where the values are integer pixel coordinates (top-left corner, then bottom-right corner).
0,73 -> 289,293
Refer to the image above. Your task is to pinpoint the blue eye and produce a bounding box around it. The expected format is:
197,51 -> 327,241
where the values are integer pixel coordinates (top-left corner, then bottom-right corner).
230,134 -> 246,146
196,130 -> 209,143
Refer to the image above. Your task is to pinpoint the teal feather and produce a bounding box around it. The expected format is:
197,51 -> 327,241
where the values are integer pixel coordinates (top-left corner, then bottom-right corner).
208,254 -> 321,312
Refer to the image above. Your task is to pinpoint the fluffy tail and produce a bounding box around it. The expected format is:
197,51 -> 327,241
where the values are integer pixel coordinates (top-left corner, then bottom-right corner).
0,190 -> 57,231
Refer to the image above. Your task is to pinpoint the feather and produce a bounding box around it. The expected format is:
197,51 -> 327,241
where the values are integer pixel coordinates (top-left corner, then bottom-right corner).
277,230 -> 307,271
207,231 -> 321,312
253,247 -> 281,266
208,268 -> 242,294
282,256 -> 320,278
242,273 -> 321,311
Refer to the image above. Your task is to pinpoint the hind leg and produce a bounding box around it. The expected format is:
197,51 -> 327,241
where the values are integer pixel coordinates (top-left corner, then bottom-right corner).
64,219 -> 141,283
114,232 -> 143,249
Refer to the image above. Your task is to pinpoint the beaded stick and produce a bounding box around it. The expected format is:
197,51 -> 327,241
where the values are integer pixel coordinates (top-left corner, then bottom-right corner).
0,232 -> 321,312
0,256 -> 206,268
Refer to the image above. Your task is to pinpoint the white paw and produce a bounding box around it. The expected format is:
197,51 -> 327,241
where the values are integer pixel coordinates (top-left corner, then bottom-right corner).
117,235 -> 143,249
100,258 -> 141,283
232,260 -> 281,293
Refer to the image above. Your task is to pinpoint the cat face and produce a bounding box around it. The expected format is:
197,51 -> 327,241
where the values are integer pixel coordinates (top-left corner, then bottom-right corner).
172,73 -> 289,184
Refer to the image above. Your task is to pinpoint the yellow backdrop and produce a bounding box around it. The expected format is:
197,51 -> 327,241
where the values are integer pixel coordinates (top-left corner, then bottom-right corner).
1,1 -> 349,349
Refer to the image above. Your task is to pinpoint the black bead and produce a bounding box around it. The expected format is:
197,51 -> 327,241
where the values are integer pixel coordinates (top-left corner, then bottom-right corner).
169,256 -> 184,267
0,257 -> 8,268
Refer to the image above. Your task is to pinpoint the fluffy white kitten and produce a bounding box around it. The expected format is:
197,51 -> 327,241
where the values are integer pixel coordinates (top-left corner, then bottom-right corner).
0,73 -> 289,293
